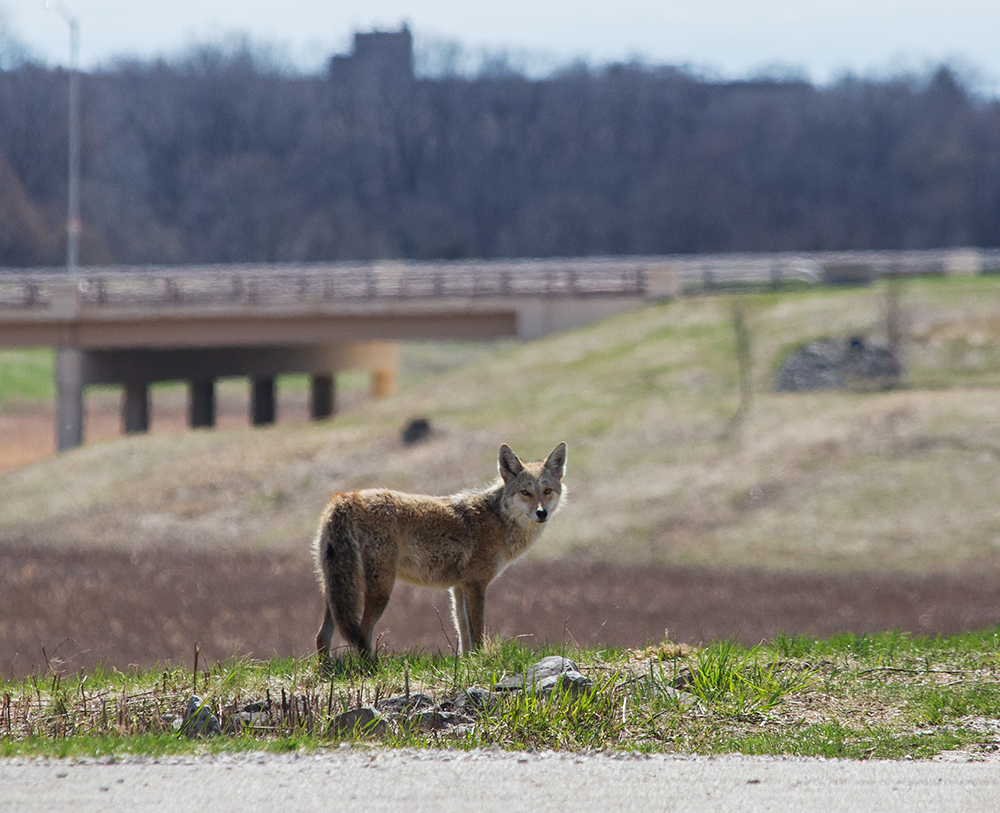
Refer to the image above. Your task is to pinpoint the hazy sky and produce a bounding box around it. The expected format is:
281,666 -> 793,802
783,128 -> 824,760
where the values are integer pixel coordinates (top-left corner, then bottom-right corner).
6,0 -> 1000,86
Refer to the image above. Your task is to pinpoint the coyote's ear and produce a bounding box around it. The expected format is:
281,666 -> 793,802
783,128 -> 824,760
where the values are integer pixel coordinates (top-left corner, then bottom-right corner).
498,444 -> 524,483
543,442 -> 567,480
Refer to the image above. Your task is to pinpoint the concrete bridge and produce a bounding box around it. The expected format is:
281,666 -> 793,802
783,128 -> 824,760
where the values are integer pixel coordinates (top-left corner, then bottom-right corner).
0,258 -> 679,450
1,248 -> 995,451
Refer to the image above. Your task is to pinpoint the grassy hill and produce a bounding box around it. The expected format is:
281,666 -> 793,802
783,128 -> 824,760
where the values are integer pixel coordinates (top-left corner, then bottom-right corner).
2,275 -> 1000,573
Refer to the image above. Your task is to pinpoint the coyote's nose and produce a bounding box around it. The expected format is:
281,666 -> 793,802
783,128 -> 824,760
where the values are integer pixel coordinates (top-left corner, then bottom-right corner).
535,507 -> 548,521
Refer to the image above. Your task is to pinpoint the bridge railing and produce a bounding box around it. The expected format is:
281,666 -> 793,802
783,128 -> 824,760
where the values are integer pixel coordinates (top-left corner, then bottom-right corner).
1,248 -> 996,313
0,260 -> 648,312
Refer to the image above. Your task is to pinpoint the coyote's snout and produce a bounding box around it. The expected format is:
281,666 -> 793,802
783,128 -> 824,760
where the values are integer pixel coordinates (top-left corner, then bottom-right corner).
314,442 -> 567,665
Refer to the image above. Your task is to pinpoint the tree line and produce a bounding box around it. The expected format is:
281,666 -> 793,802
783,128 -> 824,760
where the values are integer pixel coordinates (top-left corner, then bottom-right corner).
1,41 -> 998,268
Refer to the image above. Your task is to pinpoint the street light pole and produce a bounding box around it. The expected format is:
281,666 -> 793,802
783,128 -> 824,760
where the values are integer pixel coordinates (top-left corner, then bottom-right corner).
47,0 -> 81,275
47,0 -> 85,451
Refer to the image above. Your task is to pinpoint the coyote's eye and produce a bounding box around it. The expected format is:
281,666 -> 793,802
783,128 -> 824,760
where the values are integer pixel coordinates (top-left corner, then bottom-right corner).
543,488 -> 552,495
520,489 -> 531,497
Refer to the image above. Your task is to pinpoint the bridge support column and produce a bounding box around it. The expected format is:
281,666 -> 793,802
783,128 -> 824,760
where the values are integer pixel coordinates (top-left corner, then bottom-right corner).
310,374 -> 336,420
122,382 -> 150,434
189,380 -> 216,428
371,369 -> 396,399
55,347 -> 85,451
251,376 -> 276,426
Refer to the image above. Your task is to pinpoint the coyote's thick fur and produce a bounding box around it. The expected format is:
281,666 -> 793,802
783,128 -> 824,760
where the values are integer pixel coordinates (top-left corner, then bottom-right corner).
314,442 -> 567,664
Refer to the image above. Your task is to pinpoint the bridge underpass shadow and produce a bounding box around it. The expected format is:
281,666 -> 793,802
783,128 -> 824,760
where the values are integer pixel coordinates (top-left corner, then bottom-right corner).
55,342 -> 400,448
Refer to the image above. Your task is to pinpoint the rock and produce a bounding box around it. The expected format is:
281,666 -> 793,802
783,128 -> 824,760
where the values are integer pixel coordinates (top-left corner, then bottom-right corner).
668,670 -> 696,691
225,712 -> 249,734
495,656 -> 593,695
775,336 -> 902,392
181,695 -> 222,738
401,418 -> 432,444
451,686 -> 495,714
410,710 -> 473,732
839,337 -> 903,382
222,700 -> 271,734
239,700 -> 269,713
372,692 -> 477,733
223,706 -> 269,735
326,706 -> 388,739
536,670 -> 592,697
377,693 -> 435,714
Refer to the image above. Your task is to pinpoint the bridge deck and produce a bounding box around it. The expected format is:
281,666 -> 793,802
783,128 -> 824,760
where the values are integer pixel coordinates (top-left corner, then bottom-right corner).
0,250 -> 994,450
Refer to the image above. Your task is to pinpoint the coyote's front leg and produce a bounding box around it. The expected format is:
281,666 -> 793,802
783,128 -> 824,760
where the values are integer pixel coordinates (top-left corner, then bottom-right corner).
450,586 -> 472,653
451,582 -> 488,653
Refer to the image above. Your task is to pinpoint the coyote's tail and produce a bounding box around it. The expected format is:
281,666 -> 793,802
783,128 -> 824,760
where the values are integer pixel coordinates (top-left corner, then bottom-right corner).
318,506 -> 371,658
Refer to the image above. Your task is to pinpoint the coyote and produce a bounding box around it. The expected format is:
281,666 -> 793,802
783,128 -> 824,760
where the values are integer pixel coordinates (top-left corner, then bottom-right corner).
314,442 -> 567,665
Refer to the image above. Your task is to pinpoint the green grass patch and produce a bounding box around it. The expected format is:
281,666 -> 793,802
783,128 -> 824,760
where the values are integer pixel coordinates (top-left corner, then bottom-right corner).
681,638 -> 817,717
717,721 -> 970,760
3,630 -> 999,760
0,348 -> 54,404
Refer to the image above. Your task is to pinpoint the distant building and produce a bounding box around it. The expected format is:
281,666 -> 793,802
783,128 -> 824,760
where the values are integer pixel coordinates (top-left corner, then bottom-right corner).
328,26 -> 414,86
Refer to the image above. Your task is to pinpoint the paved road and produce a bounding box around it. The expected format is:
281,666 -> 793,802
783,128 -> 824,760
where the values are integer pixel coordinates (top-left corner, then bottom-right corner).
2,750 -> 998,812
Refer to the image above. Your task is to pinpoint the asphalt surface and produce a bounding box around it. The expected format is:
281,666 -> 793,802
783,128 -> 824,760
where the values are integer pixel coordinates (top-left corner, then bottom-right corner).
2,750 -> 999,812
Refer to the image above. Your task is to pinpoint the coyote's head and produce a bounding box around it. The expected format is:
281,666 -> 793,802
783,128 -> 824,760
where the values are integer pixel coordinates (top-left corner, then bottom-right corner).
498,442 -> 567,524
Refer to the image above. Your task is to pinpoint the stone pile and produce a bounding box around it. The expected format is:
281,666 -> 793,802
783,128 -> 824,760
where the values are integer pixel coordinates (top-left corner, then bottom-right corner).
775,336 -> 903,392
177,656 -> 596,740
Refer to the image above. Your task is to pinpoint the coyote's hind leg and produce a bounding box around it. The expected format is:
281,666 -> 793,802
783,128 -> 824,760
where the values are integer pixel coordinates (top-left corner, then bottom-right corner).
316,601 -> 337,662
